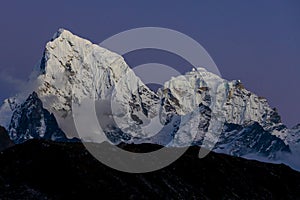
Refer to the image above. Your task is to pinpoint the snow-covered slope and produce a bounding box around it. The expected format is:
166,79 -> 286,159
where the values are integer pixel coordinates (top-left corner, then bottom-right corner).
0,29 -> 296,160
285,124 -> 300,147
0,97 -> 19,129
214,122 -> 289,159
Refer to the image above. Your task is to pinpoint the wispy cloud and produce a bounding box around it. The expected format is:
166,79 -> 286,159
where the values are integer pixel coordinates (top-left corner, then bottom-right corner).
0,69 -> 26,93
0,67 -> 39,99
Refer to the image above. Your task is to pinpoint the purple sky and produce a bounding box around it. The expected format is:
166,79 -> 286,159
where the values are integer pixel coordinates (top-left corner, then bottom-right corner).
0,0 -> 299,127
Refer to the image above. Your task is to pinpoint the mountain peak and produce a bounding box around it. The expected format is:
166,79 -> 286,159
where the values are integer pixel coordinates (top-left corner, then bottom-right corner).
51,28 -> 73,40
8,92 -> 70,144
28,91 -> 38,100
47,28 -> 92,52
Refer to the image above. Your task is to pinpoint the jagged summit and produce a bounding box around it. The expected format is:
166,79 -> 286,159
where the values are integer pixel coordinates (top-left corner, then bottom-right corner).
8,91 -> 71,144
51,28 -> 70,40
50,28 -> 88,43
39,28 -> 93,74
0,29 -> 298,165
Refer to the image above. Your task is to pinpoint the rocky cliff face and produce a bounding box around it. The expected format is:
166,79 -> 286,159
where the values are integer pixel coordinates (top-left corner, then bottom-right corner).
8,92 -> 74,144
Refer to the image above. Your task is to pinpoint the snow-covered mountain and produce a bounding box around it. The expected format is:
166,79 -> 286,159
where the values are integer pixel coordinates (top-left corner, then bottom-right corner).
0,29 -> 297,162
0,29 -> 159,142
35,29 -> 159,141
157,67 -> 287,141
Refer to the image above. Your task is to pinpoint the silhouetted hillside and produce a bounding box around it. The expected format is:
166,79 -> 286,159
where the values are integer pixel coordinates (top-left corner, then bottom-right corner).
0,140 -> 299,199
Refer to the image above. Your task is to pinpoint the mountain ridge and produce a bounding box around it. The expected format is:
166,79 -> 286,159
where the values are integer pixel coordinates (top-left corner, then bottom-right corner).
0,28 -> 298,166
0,140 -> 300,199
8,91 -> 78,143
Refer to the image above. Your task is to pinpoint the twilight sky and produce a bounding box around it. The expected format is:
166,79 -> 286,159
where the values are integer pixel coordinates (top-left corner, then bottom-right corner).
0,0 -> 299,127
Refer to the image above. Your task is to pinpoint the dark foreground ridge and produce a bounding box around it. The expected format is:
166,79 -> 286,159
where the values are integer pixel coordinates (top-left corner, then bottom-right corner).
0,126 -> 14,151
0,140 -> 300,200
